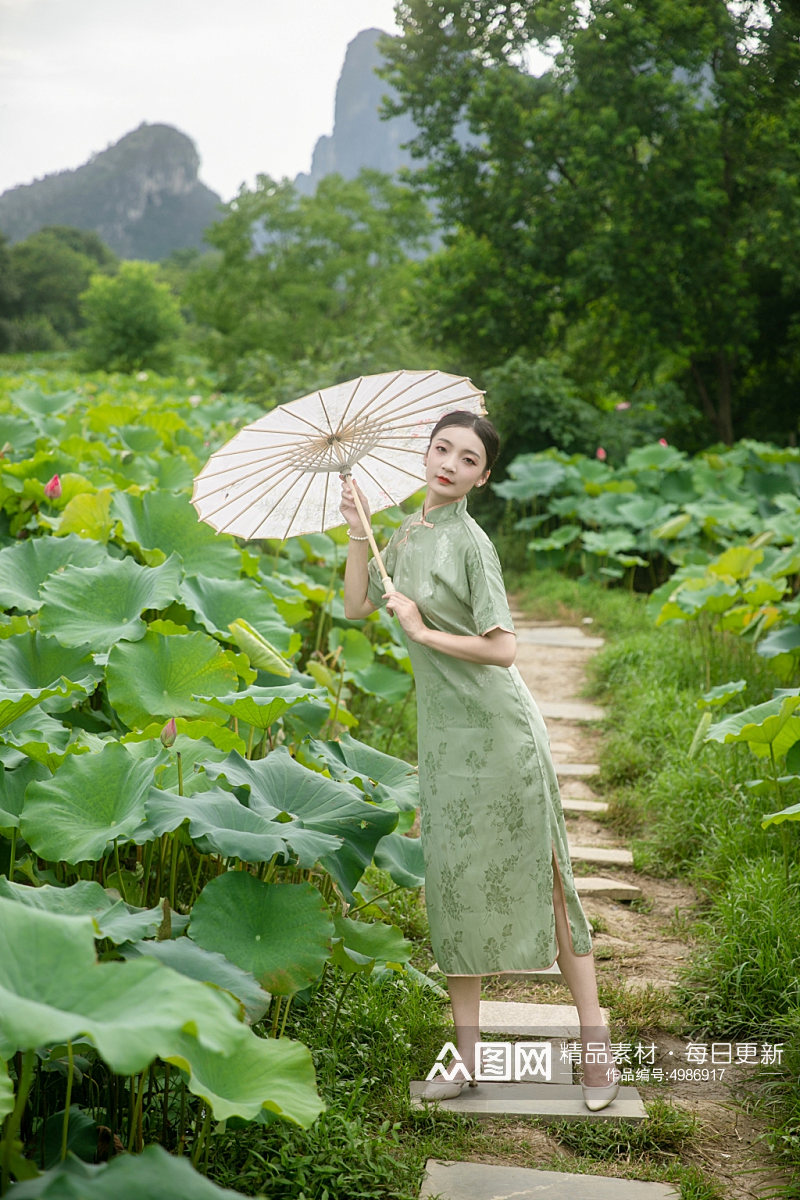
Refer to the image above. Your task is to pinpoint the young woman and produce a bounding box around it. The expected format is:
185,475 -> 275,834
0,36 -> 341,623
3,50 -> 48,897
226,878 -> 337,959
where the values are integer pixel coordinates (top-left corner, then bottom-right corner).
340,411 -> 619,1111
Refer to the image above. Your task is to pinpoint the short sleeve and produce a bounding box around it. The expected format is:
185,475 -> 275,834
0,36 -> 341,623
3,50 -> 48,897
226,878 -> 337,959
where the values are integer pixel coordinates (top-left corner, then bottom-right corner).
366,524 -> 403,609
465,535 -> 515,635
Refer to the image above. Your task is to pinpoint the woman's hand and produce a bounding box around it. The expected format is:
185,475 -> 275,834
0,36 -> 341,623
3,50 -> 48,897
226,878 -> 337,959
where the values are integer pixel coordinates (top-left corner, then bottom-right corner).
339,475 -> 371,537
384,589 -> 427,642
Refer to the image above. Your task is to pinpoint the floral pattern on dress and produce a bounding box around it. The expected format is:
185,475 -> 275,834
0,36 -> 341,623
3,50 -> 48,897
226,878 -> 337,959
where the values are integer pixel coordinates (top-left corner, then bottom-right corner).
366,496 -> 594,974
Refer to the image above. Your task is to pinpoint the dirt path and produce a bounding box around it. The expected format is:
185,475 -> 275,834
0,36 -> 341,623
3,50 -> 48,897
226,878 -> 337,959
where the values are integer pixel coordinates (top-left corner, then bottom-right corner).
478,614 -> 789,1198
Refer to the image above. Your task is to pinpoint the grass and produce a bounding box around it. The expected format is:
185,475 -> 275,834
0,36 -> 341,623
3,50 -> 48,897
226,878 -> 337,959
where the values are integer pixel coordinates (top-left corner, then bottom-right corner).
201,565 -> 800,1196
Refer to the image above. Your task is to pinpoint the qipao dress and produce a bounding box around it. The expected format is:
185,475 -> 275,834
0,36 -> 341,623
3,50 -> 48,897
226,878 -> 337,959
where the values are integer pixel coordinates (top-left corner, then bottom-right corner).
367,496 -> 593,975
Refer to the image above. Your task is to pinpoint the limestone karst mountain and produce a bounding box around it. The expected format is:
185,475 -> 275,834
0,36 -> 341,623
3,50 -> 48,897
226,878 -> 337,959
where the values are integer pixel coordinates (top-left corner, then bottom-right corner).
0,124 -> 222,260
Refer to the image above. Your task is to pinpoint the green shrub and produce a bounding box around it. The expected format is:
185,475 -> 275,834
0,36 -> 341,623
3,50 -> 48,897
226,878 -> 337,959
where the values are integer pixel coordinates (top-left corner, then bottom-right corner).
79,261 -> 183,373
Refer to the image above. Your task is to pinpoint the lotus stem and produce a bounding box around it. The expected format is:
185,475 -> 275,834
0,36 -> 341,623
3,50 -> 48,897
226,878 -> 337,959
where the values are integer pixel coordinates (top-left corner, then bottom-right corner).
278,996 -> 292,1038
60,1041 -> 75,1162
7,828 -> 16,882
127,1072 -> 146,1153
113,842 -> 128,904
169,835 -> 180,911
141,839 -> 155,907
176,751 -> 184,796
330,971 -> 358,1039
1,1049 -> 35,1195
190,1107 -> 211,1167
247,724 -> 255,759
177,1081 -> 187,1155
161,1063 -> 171,1145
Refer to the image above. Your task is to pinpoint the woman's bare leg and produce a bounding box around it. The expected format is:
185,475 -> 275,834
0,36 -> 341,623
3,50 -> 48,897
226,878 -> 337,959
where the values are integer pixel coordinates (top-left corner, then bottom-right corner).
444,974 -> 481,1078
551,855 -> 615,1087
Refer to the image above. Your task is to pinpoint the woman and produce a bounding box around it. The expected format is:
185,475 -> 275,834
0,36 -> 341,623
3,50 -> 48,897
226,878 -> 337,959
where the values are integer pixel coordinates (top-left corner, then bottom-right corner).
340,411 -> 619,1111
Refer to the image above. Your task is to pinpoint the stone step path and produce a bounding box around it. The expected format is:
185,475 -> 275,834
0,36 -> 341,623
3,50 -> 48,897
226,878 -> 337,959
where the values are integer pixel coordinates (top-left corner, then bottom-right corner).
412,617 -> 653,1198
570,843 -> 634,866
410,1080 -> 647,1122
420,1160 -> 679,1199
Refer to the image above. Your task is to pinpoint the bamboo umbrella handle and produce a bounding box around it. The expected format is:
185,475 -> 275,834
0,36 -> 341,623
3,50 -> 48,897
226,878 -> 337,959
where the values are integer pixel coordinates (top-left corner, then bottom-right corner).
344,473 -> 395,593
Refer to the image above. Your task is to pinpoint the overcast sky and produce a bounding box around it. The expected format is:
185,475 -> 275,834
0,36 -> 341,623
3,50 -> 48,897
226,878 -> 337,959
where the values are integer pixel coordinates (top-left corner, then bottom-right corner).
0,0 -> 401,200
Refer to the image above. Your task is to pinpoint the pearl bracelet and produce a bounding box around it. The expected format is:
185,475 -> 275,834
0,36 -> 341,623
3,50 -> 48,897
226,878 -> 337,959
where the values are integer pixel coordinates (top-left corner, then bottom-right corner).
347,531 -> 369,542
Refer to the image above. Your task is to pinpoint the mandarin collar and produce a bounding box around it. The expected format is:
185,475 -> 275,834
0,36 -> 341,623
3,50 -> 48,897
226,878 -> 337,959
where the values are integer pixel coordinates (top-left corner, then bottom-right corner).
419,495 -> 469,526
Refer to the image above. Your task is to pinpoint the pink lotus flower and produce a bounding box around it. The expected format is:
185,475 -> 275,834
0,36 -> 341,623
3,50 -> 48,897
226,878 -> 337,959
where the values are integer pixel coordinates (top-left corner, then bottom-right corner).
160,717 -> 177,748
595,447 -> 607,461
43,474 -> 62,499
615,401 -> 631,411
659,438 -> 668,447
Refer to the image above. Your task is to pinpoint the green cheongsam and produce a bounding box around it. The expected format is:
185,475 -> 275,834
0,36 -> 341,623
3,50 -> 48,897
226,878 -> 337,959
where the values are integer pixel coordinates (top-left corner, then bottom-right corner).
367,495 -> 593,975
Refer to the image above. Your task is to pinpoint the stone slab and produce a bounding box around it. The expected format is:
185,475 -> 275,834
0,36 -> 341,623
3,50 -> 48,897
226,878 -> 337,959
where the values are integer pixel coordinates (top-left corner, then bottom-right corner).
515,626 -> 605,650
420,1160 -> 678,1199
561,797 -> 609,815
479,1000 -> 609,1038
569,844 -> 634,866
554,762 -> 600,777
410,1081 -> 647,1122
538,700 -> 607,722
575,876 -> 642,901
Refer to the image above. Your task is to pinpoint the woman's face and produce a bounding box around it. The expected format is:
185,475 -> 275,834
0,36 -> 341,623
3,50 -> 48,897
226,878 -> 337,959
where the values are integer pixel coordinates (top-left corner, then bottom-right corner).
423,424 -> 489,509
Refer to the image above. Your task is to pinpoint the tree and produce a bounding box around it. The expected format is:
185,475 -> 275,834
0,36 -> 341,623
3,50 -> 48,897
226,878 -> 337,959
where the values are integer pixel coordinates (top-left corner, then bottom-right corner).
8,226 -> 117,342
184,171 -> 432,392
381,0 -> 800,444
80,261 -> 184,373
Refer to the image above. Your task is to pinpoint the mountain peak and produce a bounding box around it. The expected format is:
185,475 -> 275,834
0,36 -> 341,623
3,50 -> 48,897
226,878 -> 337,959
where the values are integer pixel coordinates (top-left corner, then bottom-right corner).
0,122 -> 221,259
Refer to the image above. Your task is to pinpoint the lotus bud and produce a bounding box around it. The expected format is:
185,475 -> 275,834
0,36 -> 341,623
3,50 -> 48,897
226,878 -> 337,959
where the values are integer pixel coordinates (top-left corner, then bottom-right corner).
160,717 -> 177,748
659,437 -> 668,447
44,474 -> 62,499
595,447 -> 607,461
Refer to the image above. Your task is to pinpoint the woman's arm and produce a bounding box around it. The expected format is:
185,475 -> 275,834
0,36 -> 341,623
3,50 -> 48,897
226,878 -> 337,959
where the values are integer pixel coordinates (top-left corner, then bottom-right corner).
340,477 -> 376,620
387,590 -> 516,667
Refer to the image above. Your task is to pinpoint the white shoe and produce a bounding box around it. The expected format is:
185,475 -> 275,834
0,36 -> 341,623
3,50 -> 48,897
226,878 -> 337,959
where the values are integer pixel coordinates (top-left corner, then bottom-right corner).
581,1071 -> 621,1112
421,1079 -> 478,1100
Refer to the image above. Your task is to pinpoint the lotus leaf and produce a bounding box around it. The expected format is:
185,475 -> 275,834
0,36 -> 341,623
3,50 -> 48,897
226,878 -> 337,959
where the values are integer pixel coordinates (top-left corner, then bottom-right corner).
373,831 -> 425,887
626,443 -> 687,471
0,760 -> 48,828
705,694 -> 800,759
106,628 -> 240,728
206,748 -> 398,893
527,524 -> 582,552
111,491 -> 242,576
38,554 -> 182,650
189,873 -> 334,994
198,683 -> 316,731
30,1105 -> 96,1171
125,718 -> 245,761
352,661 -> 413,703
0,880 -> 187,943
124,938 -> 270,1025
56,490 -> 113,540
331,914 -> 413,971
166,1023 -> 323,1124
697,680 -> 747,710
0,680 -> 85,733
302,733 -> 419,812
179,575 -> 299,654
0,413 -> 39,457
329,627 -> 374,673
581,528 -> 637,556
227,618 -> 293,676
4,1138 -> 253,1199
761,798 -> 800,827
0,898 -> 238,1069
0,534 -> 109,612
0,634 -> 103,711
20,741 -> 165,863
492,456 -> 568,500
140,785 -> 341,866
